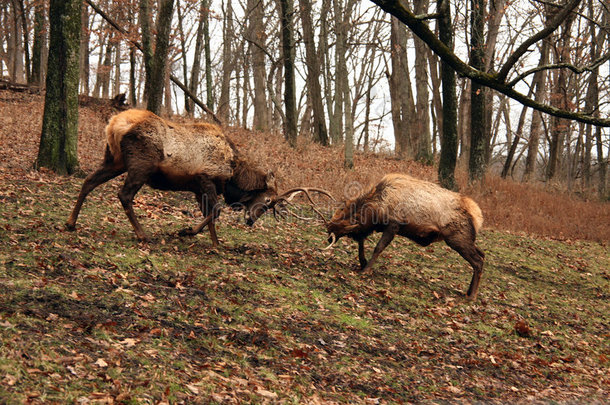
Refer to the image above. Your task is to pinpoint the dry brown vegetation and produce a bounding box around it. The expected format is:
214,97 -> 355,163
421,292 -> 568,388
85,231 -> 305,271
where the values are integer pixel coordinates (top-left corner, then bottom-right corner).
1,89 -> 608,242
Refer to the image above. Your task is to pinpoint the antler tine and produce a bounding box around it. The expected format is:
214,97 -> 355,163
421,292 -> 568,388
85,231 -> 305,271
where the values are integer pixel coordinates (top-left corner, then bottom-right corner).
275,187 -> 336,202
273,187 -> 335,225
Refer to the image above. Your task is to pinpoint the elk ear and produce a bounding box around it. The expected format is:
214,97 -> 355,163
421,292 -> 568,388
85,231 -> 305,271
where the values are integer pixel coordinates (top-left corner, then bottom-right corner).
265,171 -> 276,189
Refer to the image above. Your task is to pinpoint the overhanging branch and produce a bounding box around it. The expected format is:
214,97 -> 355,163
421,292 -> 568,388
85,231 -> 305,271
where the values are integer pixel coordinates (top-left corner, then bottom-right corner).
370,0 -> 610,127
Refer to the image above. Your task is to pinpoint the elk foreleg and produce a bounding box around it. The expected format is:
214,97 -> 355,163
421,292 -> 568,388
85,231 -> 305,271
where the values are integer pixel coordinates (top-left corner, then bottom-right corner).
360,222 -> 399,273
357,238 -> 368,269
444,232 -> 485,300
66,156 -> 124,230
179,179 -> 221,246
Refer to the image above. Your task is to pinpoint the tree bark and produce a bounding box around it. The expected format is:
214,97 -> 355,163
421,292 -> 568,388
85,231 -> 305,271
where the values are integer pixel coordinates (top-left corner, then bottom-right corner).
547,12 -> 575,181
79,6 -> 90,94
146,0 -> 174,115
389,17 -> 415,159
468,0 -> 487,182
37,0 -> 81,174
437,0 -> 457,190
247,0 -> 270,130
218,0 -> 233,123
413,0 -> 431,163
31,0 -> 45,86
299,0 -> 328,145
279,0 -> 297,146
523,39 -> 550,182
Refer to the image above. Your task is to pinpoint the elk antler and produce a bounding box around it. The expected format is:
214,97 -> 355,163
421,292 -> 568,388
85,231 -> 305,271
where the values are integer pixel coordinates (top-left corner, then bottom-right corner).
272,187 -> 335,224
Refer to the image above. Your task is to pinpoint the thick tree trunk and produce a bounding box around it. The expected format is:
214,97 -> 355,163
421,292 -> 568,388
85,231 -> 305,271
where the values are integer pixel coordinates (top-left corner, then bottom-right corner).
146,0 -> 174,115
437,0 -> 457,190
37,0 -> 81,174
468,0 -> 486,182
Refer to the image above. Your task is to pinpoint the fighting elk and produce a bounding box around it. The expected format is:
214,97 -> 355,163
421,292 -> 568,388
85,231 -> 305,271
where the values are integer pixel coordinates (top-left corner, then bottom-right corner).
324,173 -> 485,300
66,109 -> 329,244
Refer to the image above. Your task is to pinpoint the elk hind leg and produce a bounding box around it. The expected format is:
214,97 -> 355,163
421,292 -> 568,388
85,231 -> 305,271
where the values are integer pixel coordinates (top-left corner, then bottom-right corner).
444,231 -> 485,300
66,155 -> 125,230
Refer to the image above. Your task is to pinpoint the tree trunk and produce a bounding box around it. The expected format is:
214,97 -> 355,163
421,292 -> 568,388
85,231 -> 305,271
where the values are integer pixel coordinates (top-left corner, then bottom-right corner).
247,0 -> 270,130
546,13 -> 574,181
468,0 -> 487,182
218,0 -> 233,123
37,0 -> 81,174
146,0 -> 174,115
31,0 -> 45,86
522,39 -> 550,182
299,0 -> 328,145
139,0 -> 153,102
79,6 -> 90,94
389,17 -> 415,159
437,0 -> 457,190
413,0 -> 431,163
176,0 -> 191,115
330,0 -> 345,145
279,0 -> 297,146
17,0 -> 31,84
9,0 -> 26,83
203,0 -> 213,109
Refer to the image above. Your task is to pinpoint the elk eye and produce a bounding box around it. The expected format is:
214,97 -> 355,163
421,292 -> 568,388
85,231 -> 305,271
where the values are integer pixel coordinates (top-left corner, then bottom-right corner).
265,197 -> 272,205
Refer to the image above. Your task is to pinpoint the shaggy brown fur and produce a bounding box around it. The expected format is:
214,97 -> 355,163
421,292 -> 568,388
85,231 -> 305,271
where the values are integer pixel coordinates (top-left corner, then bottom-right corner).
326,173 -> 485,300
66,109 -> 277,244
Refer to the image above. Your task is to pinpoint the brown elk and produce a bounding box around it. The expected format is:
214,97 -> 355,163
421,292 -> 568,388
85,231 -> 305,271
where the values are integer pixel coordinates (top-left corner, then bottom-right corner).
324,173 -> 485,300
66,109 -> 323,244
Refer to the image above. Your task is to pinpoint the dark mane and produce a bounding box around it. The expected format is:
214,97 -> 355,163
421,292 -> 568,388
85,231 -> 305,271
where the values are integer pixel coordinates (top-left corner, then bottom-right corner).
231,156 -> 268,191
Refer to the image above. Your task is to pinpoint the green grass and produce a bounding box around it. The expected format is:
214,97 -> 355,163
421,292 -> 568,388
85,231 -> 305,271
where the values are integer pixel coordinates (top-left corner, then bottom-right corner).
0,172 -> 608,403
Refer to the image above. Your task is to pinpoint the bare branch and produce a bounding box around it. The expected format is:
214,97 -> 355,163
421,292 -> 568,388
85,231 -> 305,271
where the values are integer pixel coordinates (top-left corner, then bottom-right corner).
507,50 -> 610,86
496,0 -> 581,81
369,0 -> 610,127
84,0 -> 222,124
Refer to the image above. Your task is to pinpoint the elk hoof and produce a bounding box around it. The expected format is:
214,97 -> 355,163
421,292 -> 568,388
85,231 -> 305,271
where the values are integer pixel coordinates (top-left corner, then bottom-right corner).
178,228 -> 195,237
65,222 -> 76,231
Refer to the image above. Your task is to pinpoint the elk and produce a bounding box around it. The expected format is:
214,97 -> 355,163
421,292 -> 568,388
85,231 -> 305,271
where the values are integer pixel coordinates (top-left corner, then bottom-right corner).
66,109 -> 323,244
324,173 -> 485,300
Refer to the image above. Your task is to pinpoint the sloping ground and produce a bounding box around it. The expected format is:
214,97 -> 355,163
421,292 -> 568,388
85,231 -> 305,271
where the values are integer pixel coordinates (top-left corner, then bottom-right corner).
0,168 -> 608,403
1,89 -> 608,242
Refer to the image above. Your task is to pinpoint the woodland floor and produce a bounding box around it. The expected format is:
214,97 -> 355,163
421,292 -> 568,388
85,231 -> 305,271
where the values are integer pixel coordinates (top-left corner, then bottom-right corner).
0,90 -> 608,403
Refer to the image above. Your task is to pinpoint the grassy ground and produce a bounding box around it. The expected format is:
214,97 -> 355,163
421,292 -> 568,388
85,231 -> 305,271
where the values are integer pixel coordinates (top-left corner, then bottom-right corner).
0,169 -> 608,404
